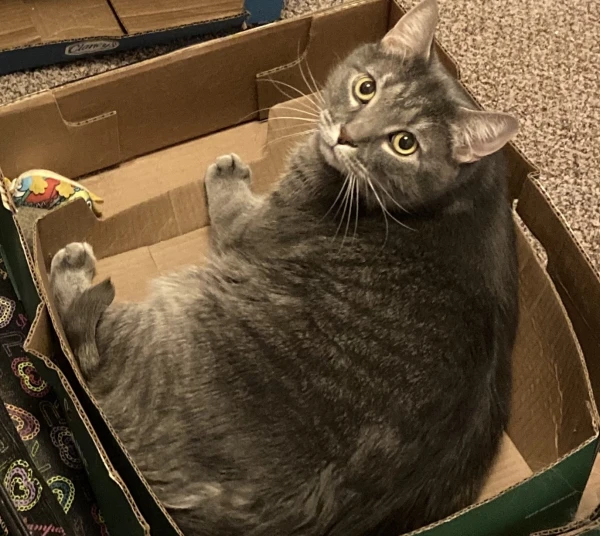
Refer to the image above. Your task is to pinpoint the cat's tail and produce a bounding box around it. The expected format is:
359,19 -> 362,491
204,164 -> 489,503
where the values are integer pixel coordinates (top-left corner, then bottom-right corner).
62,278 -> 115,379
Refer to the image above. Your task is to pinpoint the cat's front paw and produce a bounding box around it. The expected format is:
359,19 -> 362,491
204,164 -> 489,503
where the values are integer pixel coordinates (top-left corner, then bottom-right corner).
205,153 -> 251,186
50,242 -> 97,315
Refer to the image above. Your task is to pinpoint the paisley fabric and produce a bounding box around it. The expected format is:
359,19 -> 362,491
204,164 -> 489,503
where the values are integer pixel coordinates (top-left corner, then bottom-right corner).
0,254 -> 107,535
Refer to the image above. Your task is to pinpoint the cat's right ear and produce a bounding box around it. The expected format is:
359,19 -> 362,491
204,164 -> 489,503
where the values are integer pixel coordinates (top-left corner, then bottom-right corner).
452,108 -> 520,163
381,0 -> 439,61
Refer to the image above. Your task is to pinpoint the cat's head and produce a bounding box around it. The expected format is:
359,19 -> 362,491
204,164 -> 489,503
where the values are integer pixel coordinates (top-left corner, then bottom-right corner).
317,0 -> 519,212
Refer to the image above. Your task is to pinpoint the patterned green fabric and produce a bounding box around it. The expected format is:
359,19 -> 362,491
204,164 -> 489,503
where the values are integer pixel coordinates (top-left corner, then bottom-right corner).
0,254 -> 108,536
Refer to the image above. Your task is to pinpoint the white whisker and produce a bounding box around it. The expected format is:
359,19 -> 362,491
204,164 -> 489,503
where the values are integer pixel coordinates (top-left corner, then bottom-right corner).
322,176 -> 350,221
378,185 -> 412,215
299,58 -> 326,106
341,174 -> 355,248
269,124 -> 318,134
267,116 -> 318,124
366,177 -> 390,249
334,177 -> 353,241
306,62 -> 326,105
268,107 -> 320,118
340,155 -> 416,233
353,177 -> 360,240
368,178 -> 415,232
265,129 -> 316,148
259,78 -> 322,113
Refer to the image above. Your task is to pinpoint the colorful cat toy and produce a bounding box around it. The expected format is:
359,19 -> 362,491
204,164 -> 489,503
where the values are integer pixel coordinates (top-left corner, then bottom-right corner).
2,170 -> 103,217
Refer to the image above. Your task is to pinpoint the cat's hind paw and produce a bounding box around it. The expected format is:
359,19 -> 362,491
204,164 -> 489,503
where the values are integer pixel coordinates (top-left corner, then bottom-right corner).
50,242 -> 97,315
51,242 -> 96,277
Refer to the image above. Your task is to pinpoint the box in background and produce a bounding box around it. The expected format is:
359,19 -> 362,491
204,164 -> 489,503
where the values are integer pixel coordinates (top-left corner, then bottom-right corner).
0,0 -> 284,76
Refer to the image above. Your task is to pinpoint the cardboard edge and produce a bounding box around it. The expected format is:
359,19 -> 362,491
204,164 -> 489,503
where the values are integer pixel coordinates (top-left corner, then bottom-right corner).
519,171 -> 600,427
31,205 -> 185,536
0,178 -> 152,534
406,436 -> 600,536
23,302 -> 151,536
519,170 -> 600,323
532,507 -> 600,536
512,215 -> 599,460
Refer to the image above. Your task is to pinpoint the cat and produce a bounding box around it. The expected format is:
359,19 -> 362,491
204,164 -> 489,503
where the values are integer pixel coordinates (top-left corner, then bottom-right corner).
49,0 -> 519,534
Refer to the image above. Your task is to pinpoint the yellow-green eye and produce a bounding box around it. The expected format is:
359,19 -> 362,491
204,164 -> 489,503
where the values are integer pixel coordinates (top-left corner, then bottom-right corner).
353,75 -> 376,103
391,131 -> 418,156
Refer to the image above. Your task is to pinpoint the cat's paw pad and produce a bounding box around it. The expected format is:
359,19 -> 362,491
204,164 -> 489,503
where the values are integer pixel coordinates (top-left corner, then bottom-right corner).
51,242 -> 96,280
206,153 -> 251,184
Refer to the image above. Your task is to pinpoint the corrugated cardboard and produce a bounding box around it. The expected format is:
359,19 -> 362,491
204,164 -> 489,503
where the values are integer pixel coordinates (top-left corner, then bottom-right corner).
0,0 -> 284,75
0,0 -> 599,534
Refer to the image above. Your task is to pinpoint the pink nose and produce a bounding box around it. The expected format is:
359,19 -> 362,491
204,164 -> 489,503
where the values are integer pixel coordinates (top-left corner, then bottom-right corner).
337,126 -> 357,147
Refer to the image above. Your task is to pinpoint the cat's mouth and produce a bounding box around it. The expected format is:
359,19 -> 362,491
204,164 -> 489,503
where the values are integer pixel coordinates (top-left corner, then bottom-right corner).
319,138 -> 358,175
318,111 -> 355,173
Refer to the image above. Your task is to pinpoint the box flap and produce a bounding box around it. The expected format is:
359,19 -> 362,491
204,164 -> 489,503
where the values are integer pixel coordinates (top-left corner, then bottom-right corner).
518,177 -> 600,408
0,93 -> 120,180
109,0 -> 245,33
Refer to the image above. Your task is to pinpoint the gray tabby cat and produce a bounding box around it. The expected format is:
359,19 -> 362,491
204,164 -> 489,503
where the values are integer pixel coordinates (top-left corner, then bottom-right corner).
49,0 -> 519,534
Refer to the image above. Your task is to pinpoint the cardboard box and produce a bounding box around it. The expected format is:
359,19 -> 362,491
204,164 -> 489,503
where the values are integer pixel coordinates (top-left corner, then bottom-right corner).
0,0 -> 284,75
1,0 -> 600,534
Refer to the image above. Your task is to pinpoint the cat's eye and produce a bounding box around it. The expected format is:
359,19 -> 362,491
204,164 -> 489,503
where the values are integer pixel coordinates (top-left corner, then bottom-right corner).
391,131 -> 418,156
353,75 -> 376,103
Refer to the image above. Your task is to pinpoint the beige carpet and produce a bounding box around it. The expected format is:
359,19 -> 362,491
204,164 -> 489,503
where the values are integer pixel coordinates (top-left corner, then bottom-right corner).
0,0 -> 598,272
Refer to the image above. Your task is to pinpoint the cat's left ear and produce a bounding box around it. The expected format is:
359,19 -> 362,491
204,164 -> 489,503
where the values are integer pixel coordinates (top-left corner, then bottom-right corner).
452,108 -> 519,163
381,0 -> 439,61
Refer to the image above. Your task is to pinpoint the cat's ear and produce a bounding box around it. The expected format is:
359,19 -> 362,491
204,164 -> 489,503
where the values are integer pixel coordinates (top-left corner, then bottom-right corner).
452,108 -> 519,163
381,0 -> 439,61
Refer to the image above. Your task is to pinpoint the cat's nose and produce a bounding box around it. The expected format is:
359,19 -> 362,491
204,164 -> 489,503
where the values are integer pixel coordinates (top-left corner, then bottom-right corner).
337,126 -> 357,148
